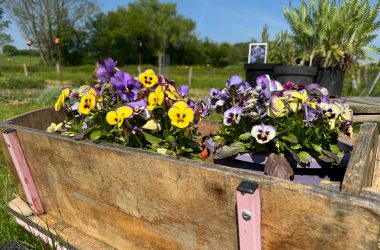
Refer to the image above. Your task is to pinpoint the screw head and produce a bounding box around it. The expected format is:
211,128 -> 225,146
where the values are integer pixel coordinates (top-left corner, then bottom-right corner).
242,210 -> 251,221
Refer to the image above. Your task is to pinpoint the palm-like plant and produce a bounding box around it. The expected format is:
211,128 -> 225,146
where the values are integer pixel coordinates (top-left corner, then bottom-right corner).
284,0 -> 380,70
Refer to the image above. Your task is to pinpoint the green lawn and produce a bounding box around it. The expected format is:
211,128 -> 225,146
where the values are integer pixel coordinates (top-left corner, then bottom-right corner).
0,87 -> 49,248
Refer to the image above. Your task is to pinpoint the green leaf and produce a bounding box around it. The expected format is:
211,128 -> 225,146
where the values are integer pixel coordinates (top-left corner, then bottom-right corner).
322,150 -> 339,162
214,141 -> 246,159
183,148 -> 193,153
90,131 -> 103,141
167,135 -> 175,142
311,143 -> 322,152
290,144 -> 302,150
318,155 -> 335,163
298,151 -> 312,163
239,132 -> 252,141
329,144 -> 341,154
282,134 -> 298,144
141,131 -> 162,145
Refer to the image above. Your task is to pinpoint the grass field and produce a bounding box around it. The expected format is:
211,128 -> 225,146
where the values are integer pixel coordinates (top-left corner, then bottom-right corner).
0,54 -> 379,246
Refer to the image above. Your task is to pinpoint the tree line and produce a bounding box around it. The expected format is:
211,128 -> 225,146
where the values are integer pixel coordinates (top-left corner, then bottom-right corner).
3,0 -> 254,67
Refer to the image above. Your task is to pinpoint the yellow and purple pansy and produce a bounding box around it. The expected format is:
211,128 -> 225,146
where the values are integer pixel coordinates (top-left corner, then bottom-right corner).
168,101 -> 194,128
138,69 -> 158,88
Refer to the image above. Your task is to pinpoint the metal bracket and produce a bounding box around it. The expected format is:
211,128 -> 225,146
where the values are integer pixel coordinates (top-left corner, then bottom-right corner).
3,130 -> 45,215
237,181 -> 261,250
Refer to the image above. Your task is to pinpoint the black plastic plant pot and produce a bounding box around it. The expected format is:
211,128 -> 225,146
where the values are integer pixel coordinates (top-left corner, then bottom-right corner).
273,65 -> 318,86
244,63 -> 280,85
315,68 -> 345,97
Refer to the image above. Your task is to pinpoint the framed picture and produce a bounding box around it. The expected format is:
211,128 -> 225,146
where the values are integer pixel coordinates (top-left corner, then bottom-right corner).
248,43 -> 267,64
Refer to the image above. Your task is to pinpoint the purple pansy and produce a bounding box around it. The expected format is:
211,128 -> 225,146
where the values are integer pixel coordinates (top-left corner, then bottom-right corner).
251,124 -> 276,144
97,57 -> 117,83
111,71 -> 142,102
177,85 -> 189,98
302,104 -> 321,124
223,107 -> 242,126
305,83 -> 329,96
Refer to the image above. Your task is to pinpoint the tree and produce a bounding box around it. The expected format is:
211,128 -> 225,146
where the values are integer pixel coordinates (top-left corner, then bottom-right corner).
2,44 -> 16,55
5,0 -> 98,65
88,0 -> 195,66
0,0 -> 12,48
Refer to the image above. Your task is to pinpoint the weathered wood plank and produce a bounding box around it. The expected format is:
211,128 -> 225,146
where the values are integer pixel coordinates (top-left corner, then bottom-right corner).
353,115 -> 380,123
1,108 -> 380,249
342,123 -> 378,196
8,197 -> 113,250
372,136 -> 380,190
341,97 -> 380,114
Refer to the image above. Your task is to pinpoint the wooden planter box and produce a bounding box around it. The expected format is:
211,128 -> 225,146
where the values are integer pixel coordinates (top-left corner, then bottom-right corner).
1,108 -> 380,250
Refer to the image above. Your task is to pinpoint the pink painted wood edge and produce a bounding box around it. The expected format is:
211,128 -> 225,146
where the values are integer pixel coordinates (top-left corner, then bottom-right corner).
3,131 -> 45,215
15,217 -> 67,250
236,186 -> 261,250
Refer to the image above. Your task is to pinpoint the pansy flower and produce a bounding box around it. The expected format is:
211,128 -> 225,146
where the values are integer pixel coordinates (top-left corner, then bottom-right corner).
223,107 -> 242,126
147,85 -> 165,110
251,124 -> 276,144
283,81 -> 304,91
168,101 -> 194,128
106,106 -> 133,128
177,85 -> 189,98
165,85 -> 181,100
97,57 -> 117,83
88,87 -> 104,109
54,87 -> 71,111
128,100 -> 150,119
111,71 -> 142,102
138,69 -> 158,88
305,83 -> 329,96
267,95 -> 286,118
284,90 -> 308,112
79,92 -> 96,115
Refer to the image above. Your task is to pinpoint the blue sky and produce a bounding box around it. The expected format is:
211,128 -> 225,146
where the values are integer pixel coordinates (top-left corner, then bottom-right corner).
6,0 -> 380,61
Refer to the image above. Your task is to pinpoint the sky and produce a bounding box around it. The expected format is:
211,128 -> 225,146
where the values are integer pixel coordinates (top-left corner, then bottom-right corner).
5,0 -> 380,60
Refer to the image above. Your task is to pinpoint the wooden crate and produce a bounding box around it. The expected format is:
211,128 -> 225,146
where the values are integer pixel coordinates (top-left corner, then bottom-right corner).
1,107 -> 380,250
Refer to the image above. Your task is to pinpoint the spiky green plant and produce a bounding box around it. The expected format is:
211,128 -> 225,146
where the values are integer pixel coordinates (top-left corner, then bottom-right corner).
284,0 -> 380,70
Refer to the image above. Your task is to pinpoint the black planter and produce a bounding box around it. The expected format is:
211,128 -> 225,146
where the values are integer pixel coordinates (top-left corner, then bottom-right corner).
273,65 -> 318,85
312,57 -> 345,97
244,63 -> 279,85
315,68 -> 345,97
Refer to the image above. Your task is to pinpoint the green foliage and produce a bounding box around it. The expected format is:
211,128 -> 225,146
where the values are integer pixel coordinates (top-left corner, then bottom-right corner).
283,0 -> 380,69
2,44 -> 17,55
0,76 -> 46,89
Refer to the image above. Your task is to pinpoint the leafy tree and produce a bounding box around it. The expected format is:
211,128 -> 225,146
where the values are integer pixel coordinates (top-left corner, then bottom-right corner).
2,44 -> 16,55
0,0 -> 12,47
88,0 -> 195,66
5,0 -> 98,65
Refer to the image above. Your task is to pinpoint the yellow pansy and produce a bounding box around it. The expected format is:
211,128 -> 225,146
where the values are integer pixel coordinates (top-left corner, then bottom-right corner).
88,87 -> 103,110
47,122 -> 63,133
138,69 -> 158,88
54,87 -> 70,111
79,93 -> 96,115
267,96 -> 286,118
168,101 -> 194,128
106,106 -> 133,128
165,85 -> 181,100
286,90 -> 308,112
147,85 -> 164,110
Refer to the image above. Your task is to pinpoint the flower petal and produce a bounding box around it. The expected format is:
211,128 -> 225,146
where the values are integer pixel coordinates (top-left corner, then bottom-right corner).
106,111 -> 118,125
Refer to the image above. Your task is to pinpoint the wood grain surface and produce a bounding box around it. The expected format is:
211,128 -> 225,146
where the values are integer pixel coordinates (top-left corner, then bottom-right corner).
1,108 -> 380,250
342,123 -> 378,195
